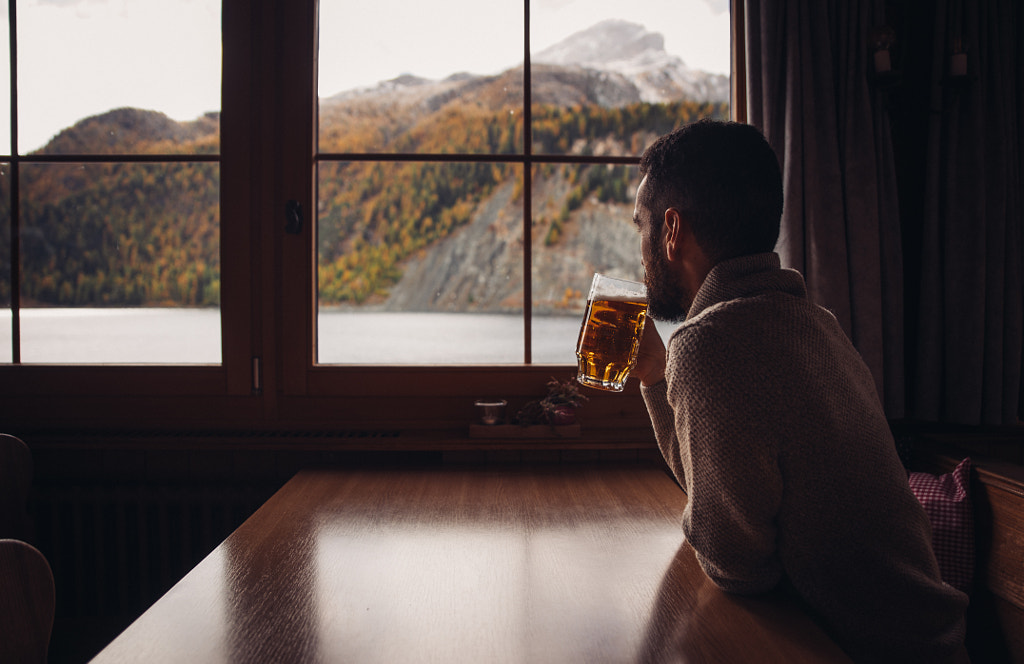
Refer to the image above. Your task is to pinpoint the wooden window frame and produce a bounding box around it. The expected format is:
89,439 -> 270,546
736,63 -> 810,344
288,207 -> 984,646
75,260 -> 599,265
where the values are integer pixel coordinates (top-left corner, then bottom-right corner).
0,0 -> 734,440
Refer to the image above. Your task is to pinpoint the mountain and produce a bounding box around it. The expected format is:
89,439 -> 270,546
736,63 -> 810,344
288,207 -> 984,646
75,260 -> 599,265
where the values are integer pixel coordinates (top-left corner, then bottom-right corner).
37,108 -> 220,156
534,19 -> 729,104
16,22 -> 728,311
323,20 -> 727,113
318,21 -> 729,313
535,19 -> 668,67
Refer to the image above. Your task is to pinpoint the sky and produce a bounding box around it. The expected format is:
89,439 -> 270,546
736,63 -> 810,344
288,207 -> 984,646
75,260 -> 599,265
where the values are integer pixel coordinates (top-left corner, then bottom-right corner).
5,0 -> 729,153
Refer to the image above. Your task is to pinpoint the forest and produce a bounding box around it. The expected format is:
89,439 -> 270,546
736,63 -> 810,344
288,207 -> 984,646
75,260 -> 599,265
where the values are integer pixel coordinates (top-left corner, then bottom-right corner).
2,99 -> 727,308
4,109 -> 221,308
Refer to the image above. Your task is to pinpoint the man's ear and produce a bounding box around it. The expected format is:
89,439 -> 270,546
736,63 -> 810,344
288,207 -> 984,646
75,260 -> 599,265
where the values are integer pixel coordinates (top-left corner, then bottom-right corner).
663,208 -> 713,287
662,207 -> 684,261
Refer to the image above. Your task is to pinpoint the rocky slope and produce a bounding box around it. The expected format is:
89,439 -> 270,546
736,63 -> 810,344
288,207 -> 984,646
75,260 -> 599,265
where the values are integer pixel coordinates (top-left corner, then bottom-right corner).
382,175 -> 644,315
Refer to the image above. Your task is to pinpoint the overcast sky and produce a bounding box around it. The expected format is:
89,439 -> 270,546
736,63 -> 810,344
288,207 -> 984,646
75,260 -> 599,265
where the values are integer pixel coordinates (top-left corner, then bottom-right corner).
6,0 -> 729,153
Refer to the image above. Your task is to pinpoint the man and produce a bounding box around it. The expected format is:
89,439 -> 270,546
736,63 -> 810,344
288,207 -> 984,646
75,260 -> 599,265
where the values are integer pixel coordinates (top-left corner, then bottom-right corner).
631,120 -> 968,663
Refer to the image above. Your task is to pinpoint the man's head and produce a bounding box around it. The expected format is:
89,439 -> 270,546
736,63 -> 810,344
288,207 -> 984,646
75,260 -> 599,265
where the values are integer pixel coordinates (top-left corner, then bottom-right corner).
634,119 -> 783,321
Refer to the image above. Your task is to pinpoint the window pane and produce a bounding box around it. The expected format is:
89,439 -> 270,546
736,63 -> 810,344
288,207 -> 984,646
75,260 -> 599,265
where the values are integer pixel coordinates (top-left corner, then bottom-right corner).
0,162 -> 9,362
531,0 -> 730,156
317,0 -> 523,154
16,0 -> 221,155
530,164 -> 642,364
19,308 -> 219,364
0,0 -> 9,155
19,162 -> 220,363
0,310 -> 8,363
317,161 -> 524,364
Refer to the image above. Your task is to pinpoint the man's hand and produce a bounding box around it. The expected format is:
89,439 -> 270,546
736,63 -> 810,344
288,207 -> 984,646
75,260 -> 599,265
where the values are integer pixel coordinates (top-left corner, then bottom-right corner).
632,321 -> 667,386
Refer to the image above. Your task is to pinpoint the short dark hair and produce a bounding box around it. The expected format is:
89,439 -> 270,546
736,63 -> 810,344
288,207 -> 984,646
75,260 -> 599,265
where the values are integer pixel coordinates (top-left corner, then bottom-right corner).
638,119 -> 783,264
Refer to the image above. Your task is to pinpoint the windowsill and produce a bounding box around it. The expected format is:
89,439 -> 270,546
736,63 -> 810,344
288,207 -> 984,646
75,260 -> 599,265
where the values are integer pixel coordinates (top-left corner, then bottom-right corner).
17,424 -> 657,452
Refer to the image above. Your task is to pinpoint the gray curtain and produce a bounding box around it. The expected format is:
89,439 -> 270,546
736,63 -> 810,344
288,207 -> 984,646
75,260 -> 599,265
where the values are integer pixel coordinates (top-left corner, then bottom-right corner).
742,0 -> 906,418
910,1 -> 1023,426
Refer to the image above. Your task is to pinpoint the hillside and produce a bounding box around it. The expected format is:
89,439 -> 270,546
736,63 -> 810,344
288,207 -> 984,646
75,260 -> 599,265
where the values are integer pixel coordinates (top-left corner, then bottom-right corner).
383,171 -> 645,315
316,100 -> 725,311
38,108 -> 220,156
16,109 -> 220,307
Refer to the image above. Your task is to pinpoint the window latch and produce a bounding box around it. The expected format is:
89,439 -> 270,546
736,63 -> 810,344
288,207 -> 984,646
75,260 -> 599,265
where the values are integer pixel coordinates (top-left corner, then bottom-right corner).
285,200 -> 303,235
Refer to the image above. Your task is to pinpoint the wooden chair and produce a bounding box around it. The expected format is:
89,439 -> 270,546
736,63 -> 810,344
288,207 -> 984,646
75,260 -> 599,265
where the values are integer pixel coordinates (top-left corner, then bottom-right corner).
0,433 -> 34,541
0,538 -> 55,664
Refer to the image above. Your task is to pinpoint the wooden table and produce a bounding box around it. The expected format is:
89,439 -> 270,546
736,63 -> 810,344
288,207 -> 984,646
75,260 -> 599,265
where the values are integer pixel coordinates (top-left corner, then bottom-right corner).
90,465 -> 850,663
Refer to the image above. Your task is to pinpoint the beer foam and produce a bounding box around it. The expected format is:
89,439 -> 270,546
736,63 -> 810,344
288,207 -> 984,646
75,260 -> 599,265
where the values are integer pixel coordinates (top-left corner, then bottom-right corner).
587,274 -> 647,302
591,293 -> 647,304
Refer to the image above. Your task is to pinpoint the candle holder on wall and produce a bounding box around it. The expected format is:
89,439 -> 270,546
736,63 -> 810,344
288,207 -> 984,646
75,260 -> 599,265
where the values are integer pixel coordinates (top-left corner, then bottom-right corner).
869,24 -> 902,90
943,37 -> 973,90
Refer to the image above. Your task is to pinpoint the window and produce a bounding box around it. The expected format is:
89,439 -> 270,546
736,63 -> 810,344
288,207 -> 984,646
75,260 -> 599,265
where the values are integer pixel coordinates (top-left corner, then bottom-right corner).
0,0 -> 732,433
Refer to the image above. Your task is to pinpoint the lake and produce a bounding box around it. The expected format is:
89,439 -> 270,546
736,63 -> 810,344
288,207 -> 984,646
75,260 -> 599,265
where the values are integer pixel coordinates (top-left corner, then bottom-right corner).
0,308 -> 680,365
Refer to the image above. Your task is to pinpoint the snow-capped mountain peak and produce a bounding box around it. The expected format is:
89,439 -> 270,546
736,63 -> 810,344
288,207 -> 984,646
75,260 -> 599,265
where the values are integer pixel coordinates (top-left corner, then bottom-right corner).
533,19 -> 727,104
534,19 -> 671,70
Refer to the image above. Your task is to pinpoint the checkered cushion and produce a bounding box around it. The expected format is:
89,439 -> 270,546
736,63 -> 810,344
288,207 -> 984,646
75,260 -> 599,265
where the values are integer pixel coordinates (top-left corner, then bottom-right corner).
908,458 -> 974,594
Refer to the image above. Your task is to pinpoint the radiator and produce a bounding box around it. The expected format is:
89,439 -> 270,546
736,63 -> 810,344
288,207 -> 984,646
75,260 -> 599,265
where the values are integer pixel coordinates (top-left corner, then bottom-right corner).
32,482 -> 270,620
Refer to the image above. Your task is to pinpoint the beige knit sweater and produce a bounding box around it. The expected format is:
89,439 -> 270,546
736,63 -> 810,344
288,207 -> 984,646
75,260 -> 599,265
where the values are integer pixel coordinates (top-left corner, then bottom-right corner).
641,253 -> 967,663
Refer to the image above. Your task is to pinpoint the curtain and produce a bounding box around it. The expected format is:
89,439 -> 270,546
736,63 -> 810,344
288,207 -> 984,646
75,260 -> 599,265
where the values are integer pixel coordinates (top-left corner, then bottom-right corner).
909,0 -> 1023,426
741,0 -> 906,418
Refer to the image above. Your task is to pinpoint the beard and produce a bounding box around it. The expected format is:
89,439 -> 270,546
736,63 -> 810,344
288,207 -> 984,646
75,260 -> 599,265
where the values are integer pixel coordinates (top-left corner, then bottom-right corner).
643,235 -> 693,323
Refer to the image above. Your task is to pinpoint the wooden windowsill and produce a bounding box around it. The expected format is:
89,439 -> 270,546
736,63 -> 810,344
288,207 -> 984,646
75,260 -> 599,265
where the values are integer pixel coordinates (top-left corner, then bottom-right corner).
16,424 -> 658,452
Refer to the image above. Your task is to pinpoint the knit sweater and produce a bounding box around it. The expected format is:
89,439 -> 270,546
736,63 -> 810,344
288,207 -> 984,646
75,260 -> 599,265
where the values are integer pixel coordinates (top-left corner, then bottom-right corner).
641,253 -> 967,663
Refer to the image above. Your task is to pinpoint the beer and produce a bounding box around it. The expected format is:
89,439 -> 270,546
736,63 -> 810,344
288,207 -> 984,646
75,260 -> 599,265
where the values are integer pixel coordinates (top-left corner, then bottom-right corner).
576,274 -> 648,392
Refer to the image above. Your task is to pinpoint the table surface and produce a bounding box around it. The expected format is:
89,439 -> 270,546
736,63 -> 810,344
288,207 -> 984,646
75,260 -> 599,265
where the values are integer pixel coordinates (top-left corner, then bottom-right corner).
90,465 -> 850,663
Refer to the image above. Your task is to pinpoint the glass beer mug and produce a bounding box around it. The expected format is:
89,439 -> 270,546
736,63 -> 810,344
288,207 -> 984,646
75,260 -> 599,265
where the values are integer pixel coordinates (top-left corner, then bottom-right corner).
575,273 -> 648,392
